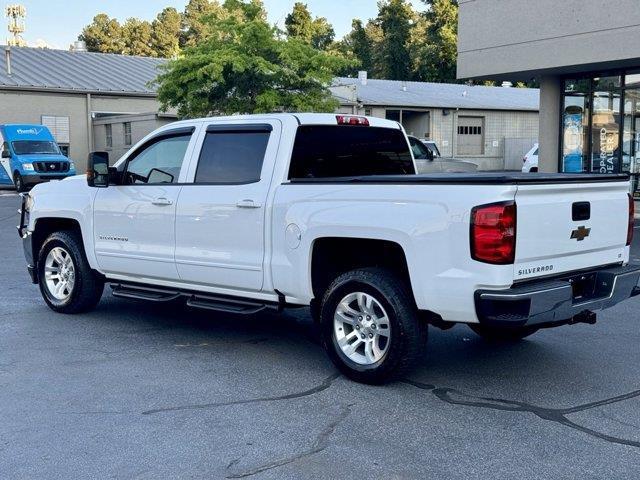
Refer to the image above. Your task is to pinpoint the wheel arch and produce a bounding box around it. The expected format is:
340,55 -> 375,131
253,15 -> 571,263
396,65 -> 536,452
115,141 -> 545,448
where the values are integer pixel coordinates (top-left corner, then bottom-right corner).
309,237 -> 416,306
31,217 -> 92,271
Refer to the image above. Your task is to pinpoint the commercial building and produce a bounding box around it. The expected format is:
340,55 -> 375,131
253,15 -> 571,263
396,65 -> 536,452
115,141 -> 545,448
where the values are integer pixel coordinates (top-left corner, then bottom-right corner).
1,45 -> 539,172
332,75 -> 539,170
457,0 -> 640,176
93,113 -> 178,162
0,46 -> 166,168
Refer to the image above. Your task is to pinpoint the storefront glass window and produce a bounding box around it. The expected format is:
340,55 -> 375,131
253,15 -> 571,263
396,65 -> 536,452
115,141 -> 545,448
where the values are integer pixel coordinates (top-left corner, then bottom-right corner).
592,75 -> 621,91
625,72 -> 640,89
564,78 -> 590,94
623,88 -> 640,175
590,91 -> 621,174
561,69 -> 640,194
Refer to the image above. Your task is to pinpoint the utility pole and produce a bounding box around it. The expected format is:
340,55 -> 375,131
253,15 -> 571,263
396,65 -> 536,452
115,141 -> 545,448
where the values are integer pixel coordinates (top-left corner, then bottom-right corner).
6,4 -> 27,47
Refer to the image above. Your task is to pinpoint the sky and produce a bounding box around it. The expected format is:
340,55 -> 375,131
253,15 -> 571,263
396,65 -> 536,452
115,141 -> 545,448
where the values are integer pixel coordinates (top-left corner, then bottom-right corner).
9,0 -> 427,50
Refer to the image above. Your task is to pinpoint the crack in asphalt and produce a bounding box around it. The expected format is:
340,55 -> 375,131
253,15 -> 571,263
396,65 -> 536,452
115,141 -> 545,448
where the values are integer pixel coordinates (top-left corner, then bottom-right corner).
403,379 -> 640,448
141,372 -> 340,415
225,403 -> 353,479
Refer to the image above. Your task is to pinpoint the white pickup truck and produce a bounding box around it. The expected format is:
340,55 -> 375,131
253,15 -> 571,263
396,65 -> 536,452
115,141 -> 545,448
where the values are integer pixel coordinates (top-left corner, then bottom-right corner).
18,114 -> 640,384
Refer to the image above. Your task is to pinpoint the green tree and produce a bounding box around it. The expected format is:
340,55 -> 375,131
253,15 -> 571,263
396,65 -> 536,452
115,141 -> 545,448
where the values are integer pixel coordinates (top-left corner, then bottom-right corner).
377,0 -> 414,80
156,0 -> 350,117
78,14 -> 124,54
310,17 -> 335,50
285,2 -> 335,50
414,0 -> 458,82
285,2 -> 313,42
341,19 -> 374,75
152,7 -> 182,58
181,0 -> 220,47
122,18 -> 155,57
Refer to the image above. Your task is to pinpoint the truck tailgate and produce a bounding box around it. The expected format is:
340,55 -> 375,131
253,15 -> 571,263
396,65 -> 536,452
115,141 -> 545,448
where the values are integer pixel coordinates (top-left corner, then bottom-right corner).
514,180 -> 630,281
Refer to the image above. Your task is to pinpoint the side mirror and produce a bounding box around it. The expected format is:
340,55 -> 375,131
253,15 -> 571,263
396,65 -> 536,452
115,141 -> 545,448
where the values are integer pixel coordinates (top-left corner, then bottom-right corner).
87,151 -> 110,188
1,150 -> 10,159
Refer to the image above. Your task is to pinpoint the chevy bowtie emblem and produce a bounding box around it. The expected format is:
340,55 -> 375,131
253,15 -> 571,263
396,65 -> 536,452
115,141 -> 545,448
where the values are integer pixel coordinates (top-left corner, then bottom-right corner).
571,226 -> 591,241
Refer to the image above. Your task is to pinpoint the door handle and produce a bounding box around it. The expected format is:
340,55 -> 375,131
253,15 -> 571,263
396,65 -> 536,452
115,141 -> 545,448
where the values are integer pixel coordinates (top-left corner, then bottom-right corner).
151,197 -> 173,206
236,199 -> 262,209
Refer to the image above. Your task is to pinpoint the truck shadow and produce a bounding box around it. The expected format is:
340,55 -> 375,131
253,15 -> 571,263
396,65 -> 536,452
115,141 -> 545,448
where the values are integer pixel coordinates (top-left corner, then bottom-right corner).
91,296 -> 640,450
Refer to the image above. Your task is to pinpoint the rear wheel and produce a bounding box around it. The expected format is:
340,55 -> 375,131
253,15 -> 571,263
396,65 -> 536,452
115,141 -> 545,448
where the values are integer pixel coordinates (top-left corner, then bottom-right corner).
319,268 -> 427,384
37,231 -> 104,314
14,172 -> 26,192
468,324 -> 539,342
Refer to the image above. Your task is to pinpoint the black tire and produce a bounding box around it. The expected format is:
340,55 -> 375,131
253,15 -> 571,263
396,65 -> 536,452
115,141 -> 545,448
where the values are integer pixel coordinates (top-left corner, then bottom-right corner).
468,324 -> 539,343
319,268 -> 427,385
14,172 -> 26,193
37,230 -> 104,314
530,167 -> 538,173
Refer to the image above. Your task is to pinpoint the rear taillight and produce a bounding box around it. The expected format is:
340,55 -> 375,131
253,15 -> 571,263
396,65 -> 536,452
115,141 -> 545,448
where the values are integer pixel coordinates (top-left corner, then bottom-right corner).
471,202 -> 517,264
627,193 -> 634,246
336,115 -> 370,126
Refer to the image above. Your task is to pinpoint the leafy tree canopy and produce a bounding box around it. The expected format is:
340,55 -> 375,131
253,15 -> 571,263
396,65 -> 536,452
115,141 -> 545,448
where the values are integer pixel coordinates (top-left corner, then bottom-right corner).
285,2 -> 335,50
155,0 -> 351,117
152,7 -> 182,58
122,18 -> 155,57
414,0 -> 458,82
78,14 -> 125,54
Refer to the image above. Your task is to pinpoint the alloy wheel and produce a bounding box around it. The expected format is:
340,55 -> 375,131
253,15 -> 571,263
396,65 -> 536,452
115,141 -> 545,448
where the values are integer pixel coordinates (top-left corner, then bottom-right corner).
333,292 -> 391,365
44,247 -> 76,301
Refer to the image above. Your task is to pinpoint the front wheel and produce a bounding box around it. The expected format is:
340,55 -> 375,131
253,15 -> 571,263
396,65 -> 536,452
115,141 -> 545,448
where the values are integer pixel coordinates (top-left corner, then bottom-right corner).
14,172 -> 26,193
319,268 -> 427,384
37,231 -> 104,314
468,324 -> 539,342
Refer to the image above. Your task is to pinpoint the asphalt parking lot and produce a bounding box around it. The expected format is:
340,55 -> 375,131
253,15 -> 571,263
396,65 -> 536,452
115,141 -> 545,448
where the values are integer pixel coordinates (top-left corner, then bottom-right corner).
2,190 -> 640,479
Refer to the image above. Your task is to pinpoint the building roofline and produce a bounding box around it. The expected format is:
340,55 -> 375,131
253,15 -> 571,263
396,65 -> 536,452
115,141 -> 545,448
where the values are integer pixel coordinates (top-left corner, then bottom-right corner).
339,101 -> 539,113
0,84 -> 158,97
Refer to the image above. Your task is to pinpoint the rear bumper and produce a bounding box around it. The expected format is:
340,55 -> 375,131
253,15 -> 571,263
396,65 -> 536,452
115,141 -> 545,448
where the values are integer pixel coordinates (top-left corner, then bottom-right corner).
475,264 -> 640,327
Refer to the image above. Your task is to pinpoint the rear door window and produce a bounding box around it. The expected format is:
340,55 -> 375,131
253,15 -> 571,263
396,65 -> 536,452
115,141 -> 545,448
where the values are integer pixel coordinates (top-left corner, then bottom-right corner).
195,126 -> 271,184
288,126 -> 414,179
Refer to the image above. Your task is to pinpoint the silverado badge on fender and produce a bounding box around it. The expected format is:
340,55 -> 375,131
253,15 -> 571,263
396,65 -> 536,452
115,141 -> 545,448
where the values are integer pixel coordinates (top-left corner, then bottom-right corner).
571,226 -> 591,241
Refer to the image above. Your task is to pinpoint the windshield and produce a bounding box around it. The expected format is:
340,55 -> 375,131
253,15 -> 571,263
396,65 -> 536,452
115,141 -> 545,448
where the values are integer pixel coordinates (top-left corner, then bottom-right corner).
12,141 -> 60,155
425,143 -> 441,157
409,137 -> 431,159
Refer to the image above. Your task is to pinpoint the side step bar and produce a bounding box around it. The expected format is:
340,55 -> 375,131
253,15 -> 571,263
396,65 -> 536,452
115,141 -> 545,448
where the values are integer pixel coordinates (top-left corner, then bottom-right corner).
110,282 -> 283,315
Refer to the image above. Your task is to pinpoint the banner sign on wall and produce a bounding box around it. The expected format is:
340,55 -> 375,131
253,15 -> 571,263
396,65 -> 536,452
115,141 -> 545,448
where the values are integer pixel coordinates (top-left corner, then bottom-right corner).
563,113 -> 583,173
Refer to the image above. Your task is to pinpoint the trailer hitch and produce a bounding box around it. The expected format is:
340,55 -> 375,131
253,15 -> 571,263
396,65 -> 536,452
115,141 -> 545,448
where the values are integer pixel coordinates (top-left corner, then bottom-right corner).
569,310 -> 597,325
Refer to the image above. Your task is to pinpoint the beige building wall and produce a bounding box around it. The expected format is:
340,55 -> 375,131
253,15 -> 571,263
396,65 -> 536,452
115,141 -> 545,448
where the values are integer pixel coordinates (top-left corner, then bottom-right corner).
93,114 -> 178,163
353,104 -> 539,170
0,89 -> 163,171
0,91 -> 87,164
457,0 -> 640,81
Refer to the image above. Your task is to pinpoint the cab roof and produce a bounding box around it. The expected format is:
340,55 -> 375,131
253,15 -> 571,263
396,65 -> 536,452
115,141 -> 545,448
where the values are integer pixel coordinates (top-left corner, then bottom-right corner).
167,113 -> 402,130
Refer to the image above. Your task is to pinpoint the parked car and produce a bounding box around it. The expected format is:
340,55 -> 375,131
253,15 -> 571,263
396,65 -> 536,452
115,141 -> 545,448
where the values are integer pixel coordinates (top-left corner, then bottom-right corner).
0,124 -> 75,192
408,136 -> 478,173
18,114 -> 640,384
522,143 -> 539,172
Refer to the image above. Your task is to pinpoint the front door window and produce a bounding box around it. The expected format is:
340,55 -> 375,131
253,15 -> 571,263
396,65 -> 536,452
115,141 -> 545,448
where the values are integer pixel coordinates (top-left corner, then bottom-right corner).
125,134 -> 191,185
